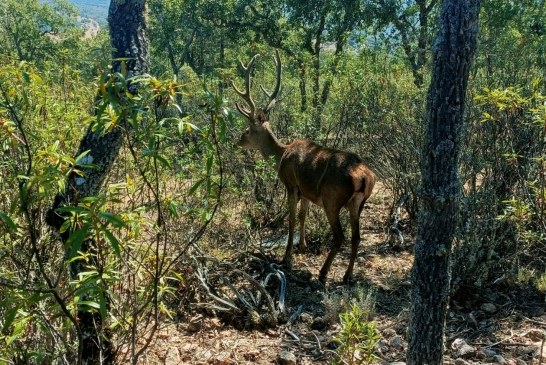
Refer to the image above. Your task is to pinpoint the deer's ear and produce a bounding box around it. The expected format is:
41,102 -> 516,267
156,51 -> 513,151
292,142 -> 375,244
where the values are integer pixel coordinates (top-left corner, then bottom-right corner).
257,109 -> 267,124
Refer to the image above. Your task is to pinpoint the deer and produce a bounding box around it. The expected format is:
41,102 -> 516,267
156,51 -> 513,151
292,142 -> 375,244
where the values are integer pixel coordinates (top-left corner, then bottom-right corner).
231,50 -> 375,285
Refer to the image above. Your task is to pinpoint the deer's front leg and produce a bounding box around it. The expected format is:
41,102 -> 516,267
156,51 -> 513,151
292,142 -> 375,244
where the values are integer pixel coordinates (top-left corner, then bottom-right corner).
282,188 -> 298,268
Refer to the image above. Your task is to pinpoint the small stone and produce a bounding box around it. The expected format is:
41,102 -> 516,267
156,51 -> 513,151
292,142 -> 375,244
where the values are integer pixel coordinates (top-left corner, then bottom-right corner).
278,350 -> 297,365
481,303 -> 497,313
482,348 -> 498,358
524,328 -> 544,341
389,335 -> 405,351
165,348 -> 181,365
517,345 -> 538,356
451,338 -> 468,350
300,312 -> 313,323
376,339 -> 389,354
493,354 -> 506,363
383,328 -> 397,338
451,339 -> 476,359
458,343 -> 477,358
311,316 -> 327,330
187,316 -> 203,332
454,359 -> 470,365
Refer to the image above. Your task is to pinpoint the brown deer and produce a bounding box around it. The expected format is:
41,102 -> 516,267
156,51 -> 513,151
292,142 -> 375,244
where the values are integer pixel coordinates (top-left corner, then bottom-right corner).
231,50 -> 375,285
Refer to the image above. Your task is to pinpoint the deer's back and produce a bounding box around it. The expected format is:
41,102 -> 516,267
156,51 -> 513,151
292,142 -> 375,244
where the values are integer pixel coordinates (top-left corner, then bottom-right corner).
279,140 -> 374,207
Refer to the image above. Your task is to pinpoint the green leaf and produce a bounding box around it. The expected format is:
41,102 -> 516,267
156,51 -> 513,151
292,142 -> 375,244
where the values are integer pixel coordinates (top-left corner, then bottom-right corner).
189,178 -> 204,195
0,211 -> 16,231
99,293 -> 107,319
99,213 -> 125,228
1,308 -> 17,334
74,149 -> 91,164
56,206 -> 88,214
102,229 -> 121,256
155,154 -> 171,168
79,301 -> 100,310
67,223 -> 91,259
206,155 -> 214,174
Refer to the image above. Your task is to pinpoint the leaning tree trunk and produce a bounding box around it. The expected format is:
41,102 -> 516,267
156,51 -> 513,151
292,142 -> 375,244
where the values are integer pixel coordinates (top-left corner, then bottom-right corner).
47,1 -> 149,364
407,0 -> 479,364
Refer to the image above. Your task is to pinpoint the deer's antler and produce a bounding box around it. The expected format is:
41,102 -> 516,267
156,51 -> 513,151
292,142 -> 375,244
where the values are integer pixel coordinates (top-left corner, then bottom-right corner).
231,54 -> 259,122
261,49 -> 282,115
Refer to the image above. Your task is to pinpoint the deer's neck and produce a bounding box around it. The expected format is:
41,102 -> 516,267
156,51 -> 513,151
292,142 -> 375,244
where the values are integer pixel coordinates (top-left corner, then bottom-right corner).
259,124 -> 286,167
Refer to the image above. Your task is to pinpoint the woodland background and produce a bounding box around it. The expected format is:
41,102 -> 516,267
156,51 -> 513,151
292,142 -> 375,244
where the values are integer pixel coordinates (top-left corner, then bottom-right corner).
0,0 -> 545,364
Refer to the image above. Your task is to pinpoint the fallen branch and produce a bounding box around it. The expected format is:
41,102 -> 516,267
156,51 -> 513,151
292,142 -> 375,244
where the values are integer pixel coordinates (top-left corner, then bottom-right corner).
190,254 -> 287,328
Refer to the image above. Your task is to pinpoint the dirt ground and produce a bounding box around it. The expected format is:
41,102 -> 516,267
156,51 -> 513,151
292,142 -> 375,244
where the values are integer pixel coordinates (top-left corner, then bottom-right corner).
133,183 -> 546,365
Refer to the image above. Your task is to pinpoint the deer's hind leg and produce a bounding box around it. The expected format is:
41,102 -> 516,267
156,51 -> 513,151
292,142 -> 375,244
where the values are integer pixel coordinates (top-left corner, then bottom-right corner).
318,201 -> 344,285
343,194 -> 367,284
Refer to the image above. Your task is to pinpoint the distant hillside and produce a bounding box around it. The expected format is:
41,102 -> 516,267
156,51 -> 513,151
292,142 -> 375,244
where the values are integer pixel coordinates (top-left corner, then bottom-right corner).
71,0 -> 109,27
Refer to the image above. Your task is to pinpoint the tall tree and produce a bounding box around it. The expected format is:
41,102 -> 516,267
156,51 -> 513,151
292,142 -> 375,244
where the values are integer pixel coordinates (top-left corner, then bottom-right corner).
366,0 -> 439,87
0,0 -> 79,63
407,0 -> 479,364
47,1 -> 149,364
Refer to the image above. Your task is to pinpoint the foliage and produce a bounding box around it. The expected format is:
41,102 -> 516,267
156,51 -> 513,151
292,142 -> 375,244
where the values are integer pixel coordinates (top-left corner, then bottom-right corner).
0,0 -> 81,64
333,286 -> 379,365
453,83 -> 546,289
1,0 -> 546,362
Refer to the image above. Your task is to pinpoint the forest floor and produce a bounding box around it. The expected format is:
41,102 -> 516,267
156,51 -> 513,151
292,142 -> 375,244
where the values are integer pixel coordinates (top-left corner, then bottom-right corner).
134,183 -> 546,365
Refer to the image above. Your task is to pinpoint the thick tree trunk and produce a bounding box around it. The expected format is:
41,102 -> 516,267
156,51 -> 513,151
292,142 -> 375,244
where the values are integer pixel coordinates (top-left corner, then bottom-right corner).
407,1 -> 479,364
47,1 -> 149,364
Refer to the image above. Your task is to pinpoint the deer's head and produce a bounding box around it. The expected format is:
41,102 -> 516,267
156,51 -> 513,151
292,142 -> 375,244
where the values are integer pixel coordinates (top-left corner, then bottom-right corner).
231,50 -> 282,151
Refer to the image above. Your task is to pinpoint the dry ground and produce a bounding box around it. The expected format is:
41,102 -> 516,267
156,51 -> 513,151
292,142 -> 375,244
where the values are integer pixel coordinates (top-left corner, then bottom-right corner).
133,183 -> 546,365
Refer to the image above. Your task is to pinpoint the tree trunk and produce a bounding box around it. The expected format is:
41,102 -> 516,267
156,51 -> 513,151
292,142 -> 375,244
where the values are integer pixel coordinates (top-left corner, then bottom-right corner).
47,1 -> 149,364
407,0 -> 479,364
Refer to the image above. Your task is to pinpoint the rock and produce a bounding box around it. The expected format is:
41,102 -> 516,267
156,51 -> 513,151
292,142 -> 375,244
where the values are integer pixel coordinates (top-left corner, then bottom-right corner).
451,338 -> 467,350
389,335 -> 405,351
278,350 -> 297,365
493,354 -> 506,363
451,339 -> 476,358
458,343 -> 477,358
454,359 -> 471,365
165,348 -> 181,365
481,303 -> 497,313
311,316 -> 327,330
482,348 -> 498,358
517,345 -> 538,356
300,312 -> 313,323
524,328 -> 544,341
383,328 -> 397,338
187,317 -> 203,332
389,362 -> 406,365
376,339 -> 389,354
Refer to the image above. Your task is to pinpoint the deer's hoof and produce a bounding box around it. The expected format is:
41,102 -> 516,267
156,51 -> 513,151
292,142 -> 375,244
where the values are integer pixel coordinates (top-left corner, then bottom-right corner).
342,274 -> 354,286
318,273 -> 327,286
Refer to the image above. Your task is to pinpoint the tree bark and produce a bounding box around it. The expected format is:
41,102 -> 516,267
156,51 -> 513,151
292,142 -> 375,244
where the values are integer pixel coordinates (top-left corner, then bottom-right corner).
47,1 -> 149,364
407,0 -> 479,364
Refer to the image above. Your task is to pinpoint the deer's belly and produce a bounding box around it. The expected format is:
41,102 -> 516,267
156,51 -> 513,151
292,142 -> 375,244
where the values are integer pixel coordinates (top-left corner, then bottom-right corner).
299,190 -> 323,207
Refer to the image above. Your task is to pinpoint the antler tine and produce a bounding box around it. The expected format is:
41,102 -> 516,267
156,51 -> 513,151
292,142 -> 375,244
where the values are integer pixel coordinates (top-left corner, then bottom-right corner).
261,49 -> 282,114
231,54 -> 259,121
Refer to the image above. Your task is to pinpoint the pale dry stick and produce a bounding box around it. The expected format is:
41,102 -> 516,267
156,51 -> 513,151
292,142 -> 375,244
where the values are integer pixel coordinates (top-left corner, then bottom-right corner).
538,333 -> 546,365
523,316 -> 546,327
